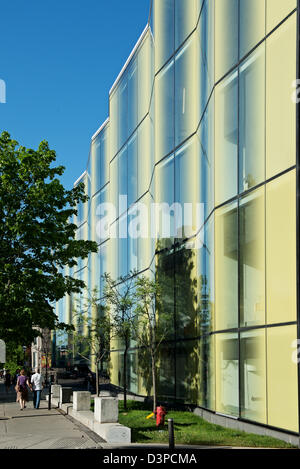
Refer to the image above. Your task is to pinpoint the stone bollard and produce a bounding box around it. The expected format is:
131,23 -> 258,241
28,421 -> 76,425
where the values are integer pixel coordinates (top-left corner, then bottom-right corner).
60,387 -> 73,404
73,391 -> 91,412
51,385 -> 61,399
99,391 -> 111,397
94,396 -> 118,423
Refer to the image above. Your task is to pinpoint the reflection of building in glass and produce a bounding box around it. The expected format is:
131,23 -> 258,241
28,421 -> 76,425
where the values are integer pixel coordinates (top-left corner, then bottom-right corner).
55,0 -> 299,439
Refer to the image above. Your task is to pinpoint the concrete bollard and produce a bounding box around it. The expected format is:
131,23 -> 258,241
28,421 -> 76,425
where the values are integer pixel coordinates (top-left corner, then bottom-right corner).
60,387 -> 73,404
51,385 -> 61,399
94,396 -> 118,423
73,391 -> 91,412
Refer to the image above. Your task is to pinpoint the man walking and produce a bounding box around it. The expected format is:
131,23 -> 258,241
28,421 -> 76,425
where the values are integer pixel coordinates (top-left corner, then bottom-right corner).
30,368 -> 44,409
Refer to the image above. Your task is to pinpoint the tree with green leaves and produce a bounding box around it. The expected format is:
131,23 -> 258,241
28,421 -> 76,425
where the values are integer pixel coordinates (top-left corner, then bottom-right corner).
102,272 -> 136,410
0,131 -> 97,345
133,274 -> 171,413
71,292 -> 112,397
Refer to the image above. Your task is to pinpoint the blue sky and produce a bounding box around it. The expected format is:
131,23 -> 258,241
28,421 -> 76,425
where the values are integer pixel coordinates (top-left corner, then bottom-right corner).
0,0 -> 151,189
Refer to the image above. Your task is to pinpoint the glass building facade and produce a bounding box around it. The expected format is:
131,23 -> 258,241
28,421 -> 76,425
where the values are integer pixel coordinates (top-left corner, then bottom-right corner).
55,0 -> 300,436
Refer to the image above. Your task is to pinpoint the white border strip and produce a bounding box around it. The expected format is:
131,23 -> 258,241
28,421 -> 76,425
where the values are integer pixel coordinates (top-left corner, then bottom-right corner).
91,117 -> 109,141
109,24 -> 149,96
73,170 -> 87,187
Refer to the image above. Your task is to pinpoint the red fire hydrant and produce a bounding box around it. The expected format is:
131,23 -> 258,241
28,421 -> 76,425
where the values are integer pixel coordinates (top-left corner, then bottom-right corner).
156,406 -> 167,427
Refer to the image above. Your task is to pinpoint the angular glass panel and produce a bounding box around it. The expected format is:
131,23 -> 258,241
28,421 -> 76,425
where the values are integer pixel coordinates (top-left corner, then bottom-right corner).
267,0 -> 297,33
138,33 -> 153,123
127,208 -> 138,273
175,33 -> 199,147
137,117 -> 153,199
154,0 -> 174,71
239,45 -> 265,193
200,95 -> 214,218
118,214 -> 128,278
199,333 -> 215,410
137,193 -> 154,271
240,329 -> 267,423
215,0 -> 239,81
239,187 -> 265,327
266,170 -> 296,324
156,249 -> 175,341
216,332 -> 239,417
109,88 -> 118,159
92,187 -> 110,245
215,201 -> 238,330
197,217 -> 214,335
176,340 -> 199,403
91,137 -> 100,195
267,325 -> 298,432
175,243 -> 198,339
127,133 -> 138,207
239,0 -> 265,58
110,155 -> 119,220
118,146 -> 128,216
175,135 -> 200,239
128,59 -> 138,137
175,0 -> 199,50
215,71 -> 238,206
110,223 -> 118,280
155,155 -> 175,248
266,13 -> 296,178
155,60 -> 175,162
157,343 -> 175,399
91,124 -> 110,195
199,0 -> 214,115
118,76 -> 128,150
99,241 -> 108,297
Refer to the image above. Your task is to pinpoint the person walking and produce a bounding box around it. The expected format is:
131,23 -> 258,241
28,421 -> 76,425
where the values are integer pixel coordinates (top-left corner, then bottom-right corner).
30,368 -> 44,409
15,369 -> 30,410
5,370 -> 11,393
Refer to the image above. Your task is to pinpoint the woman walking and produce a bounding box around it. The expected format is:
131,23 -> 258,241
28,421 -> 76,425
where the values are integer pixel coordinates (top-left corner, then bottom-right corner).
16,369 -> 30,410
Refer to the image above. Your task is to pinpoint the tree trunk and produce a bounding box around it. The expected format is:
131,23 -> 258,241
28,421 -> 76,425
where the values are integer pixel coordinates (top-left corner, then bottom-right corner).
152,351 -> 157,413
123,346 -> 128,410
96,362 -> 99,397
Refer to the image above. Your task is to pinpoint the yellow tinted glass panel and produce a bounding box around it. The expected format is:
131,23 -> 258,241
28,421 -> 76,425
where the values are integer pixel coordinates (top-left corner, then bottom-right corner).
266,170 -> 296,324
267,325 -> 298,432
215,202 -> 238,330
216,333 -> 239,417
239,0 -> 265,58
266,13 -> 296,178
109,89 -> 118,159
215,0 -> 238,81
240,329 -> 266,423
138,33 -> 152,123
175,0 -> 199,49
267,0 -> 297,33
239,188 -> 265,327
215,71 -> 238,205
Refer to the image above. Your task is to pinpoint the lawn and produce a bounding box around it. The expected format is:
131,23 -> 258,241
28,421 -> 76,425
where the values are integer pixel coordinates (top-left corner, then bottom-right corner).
116,400 -> 295,448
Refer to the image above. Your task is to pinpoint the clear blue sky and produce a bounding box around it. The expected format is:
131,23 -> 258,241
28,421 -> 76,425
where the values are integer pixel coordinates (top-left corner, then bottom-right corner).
0,0 -> 151,189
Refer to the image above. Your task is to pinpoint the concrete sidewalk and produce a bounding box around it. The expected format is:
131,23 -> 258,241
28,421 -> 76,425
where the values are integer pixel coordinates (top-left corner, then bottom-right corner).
0,381 -> 105,449
0,401 -> 105,449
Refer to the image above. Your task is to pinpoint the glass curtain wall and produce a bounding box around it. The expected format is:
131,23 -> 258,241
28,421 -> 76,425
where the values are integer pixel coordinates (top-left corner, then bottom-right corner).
55,0 -> 299,434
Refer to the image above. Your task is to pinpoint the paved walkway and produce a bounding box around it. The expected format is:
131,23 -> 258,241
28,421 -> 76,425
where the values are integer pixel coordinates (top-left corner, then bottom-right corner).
0,382 -> 104,449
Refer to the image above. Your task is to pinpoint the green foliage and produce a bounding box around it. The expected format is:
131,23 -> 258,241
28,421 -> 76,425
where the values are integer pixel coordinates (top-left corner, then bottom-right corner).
133,274 -> 170,353
0,131 -> 97,344
70,288 -> 112,366
2,342 -> 24,374
118,401 -> 295,448
102,272 -> 136,348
